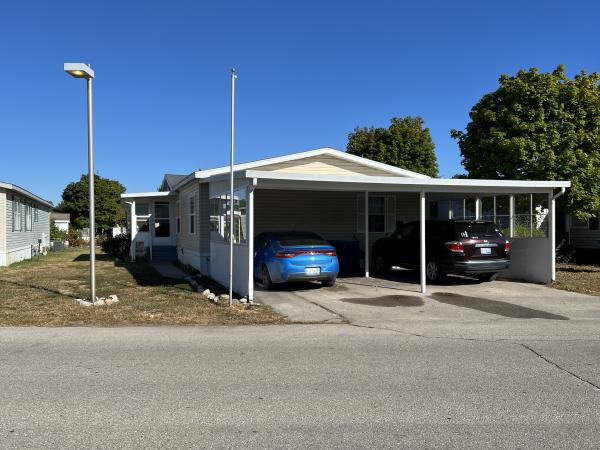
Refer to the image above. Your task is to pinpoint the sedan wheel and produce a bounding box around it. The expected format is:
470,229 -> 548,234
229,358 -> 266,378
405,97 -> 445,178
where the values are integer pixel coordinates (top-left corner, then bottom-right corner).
425,261 -> 443,282
261,266 -> 273,290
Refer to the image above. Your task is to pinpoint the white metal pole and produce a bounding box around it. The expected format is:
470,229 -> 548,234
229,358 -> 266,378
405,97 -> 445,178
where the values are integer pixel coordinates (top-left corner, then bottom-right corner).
420,189 -> 426,294
509,194 -> 515,238
247,183 -> 254,301
229,68 -> 236,306
364,191 -> 369,278
87,76 -> 96,302
549,191 -> 556,281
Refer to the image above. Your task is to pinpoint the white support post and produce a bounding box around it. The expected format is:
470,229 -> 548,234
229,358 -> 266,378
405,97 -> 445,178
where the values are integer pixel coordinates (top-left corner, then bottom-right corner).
549,191 -> 556,281
365,191 -> 369,278
420,189 -> 426,294
475,196 -> 481,220
247,182 -> 255,301
509,194 -> 515,237
130,200 -> 136,261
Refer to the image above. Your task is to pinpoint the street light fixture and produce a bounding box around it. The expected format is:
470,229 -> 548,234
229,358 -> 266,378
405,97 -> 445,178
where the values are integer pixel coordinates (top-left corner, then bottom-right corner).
64,62 -> 96,302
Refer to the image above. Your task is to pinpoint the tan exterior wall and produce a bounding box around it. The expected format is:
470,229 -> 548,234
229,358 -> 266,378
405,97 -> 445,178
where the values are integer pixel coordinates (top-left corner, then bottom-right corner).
571,227 -> 600,249
258,155 -> 398,177
176,181 -> 201,253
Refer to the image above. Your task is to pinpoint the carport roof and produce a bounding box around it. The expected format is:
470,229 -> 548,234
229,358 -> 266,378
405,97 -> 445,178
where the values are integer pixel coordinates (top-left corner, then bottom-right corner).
236,170 -> 571,194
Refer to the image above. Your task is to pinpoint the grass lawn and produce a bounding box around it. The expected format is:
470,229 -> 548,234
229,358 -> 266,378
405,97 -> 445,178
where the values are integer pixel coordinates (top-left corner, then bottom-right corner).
0,248 -> 286,326
554,263 -> 600,297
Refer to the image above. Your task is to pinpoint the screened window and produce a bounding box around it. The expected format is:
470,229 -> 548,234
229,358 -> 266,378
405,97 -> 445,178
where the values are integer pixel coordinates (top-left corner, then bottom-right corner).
189,195 -> 196,235
136,203 -> 149,216
368,196 -> 385,233
209,187 -> 247,243
12,196 -> 22,231
154,202 -> 170,237
136,219 -> 149,232
25,202 -> 32,231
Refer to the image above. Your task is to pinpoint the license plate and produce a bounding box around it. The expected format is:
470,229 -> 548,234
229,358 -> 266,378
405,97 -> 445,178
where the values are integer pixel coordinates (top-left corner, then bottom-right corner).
305,267 -> 321,276
480,248 -> 492,255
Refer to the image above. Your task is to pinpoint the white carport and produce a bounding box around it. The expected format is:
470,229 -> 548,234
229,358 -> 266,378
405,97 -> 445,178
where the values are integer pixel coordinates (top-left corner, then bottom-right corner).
208,170 -> 569,301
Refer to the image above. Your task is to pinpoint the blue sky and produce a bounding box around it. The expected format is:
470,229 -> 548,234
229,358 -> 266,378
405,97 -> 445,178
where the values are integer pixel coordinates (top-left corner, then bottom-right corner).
1,0 -> 598,204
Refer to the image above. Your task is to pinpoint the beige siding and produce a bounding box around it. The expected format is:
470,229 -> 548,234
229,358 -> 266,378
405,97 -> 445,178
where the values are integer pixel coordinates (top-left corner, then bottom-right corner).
571,228 -> 600,249
258,155 -> 398,177
396,192 -> 419,223
254,189 -> 357,239
176,181 -> 201,252
0,189 -> 5,252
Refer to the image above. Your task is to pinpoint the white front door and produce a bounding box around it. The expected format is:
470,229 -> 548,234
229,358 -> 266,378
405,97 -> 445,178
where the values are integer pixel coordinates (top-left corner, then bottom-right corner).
153,201 -> 173,246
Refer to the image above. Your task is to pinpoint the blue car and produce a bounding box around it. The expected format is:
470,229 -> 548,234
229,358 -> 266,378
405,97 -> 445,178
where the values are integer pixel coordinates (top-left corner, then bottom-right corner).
254,231 -> 339,289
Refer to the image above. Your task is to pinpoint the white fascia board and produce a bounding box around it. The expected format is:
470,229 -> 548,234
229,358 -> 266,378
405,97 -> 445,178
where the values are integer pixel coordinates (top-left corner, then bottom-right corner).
120,191 -> 175,199
244,170 -> 570,192
0,182 -> 53,207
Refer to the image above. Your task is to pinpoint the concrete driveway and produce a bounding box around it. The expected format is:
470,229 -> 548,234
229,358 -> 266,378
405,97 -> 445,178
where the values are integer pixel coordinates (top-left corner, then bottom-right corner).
255,270 -> 600,339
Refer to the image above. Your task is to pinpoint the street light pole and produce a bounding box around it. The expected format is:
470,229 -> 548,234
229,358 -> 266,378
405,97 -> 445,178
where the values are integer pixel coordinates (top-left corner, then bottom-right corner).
64,63 -> 96,302
86,75 -> 96,302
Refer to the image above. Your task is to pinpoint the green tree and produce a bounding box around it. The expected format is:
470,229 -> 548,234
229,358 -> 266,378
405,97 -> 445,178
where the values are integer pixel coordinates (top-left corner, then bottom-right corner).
60,174 -> 127,233
347,116 -> 439,177
451,65 -> 600,221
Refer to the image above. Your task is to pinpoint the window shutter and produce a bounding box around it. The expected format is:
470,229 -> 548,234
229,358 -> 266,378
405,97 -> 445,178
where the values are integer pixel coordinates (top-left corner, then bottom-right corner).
385,195 -> 396,233
357,193 -> 365,233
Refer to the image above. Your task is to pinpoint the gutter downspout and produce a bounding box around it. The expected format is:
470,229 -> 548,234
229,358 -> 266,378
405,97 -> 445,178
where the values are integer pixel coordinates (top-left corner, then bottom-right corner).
550,187 -> 566,282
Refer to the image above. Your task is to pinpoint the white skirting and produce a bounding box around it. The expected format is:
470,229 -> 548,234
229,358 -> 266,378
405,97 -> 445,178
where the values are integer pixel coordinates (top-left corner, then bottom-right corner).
177,247 -> 210,275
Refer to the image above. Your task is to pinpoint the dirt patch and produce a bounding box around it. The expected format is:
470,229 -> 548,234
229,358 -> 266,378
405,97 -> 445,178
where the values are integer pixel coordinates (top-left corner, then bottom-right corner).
341,295 -> 424,307
553,263 -> 600,297
429,292 -> 569,320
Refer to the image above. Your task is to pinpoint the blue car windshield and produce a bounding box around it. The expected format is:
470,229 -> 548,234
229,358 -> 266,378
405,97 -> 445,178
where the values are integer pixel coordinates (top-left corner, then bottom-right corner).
276,233 -> 327,247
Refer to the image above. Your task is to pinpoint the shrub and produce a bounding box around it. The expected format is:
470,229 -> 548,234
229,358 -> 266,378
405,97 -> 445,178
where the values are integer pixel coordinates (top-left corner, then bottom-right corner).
101,234 -> 131,260
67,228 -> 86,248
50,222 -> 68,241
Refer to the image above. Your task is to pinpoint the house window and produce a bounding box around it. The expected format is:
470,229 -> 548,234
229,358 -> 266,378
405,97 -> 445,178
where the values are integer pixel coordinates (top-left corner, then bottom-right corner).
136,219 -> 150,232
136,202 -> 149,216
154,202 -> 170,238
189,194 -> 196,235
25,202 -> 32,231
368,196 -> 385,233
12,196 -> 22,231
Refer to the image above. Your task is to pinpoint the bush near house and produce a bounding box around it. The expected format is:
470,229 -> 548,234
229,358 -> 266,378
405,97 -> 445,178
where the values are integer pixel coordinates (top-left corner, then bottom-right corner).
67,228 -> 86,248
50,222 -> 67,241
101,234 -> 131,260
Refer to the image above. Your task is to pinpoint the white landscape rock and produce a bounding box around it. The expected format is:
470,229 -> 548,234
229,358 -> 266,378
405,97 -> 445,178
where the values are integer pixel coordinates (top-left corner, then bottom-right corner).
93,299 -> 105,306
79,300 -> 93,307
105,295 -> 119,305
207,293 -> 216,301
219,294 -> 230,301
202,289 -> 211,297
239,298 -> 248,304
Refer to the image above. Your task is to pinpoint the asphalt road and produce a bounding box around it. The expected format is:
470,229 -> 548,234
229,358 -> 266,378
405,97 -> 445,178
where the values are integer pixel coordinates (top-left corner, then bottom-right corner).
1,325 -> 599,449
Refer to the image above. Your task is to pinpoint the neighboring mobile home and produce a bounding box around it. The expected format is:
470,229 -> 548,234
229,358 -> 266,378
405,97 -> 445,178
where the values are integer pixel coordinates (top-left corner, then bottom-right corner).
0,181 -> 52,266
121,147 -> 570,300
568,213 -> 600,250
50,212 -> 70,233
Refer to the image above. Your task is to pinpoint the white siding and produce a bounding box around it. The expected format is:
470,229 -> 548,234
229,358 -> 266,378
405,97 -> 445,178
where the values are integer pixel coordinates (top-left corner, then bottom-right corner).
0,189 -> 5,253
3,192 -> 50,265
258,155 -> 399,177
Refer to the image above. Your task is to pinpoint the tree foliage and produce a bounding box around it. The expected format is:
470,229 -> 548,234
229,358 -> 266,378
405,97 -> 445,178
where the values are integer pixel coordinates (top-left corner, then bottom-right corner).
451,65 -> 600,220
347,117 -> 439,177
60,174 -> 127,232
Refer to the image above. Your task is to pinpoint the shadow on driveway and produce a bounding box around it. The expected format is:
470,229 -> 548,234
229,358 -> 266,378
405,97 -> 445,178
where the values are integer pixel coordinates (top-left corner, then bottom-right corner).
429,292 -> 569,320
